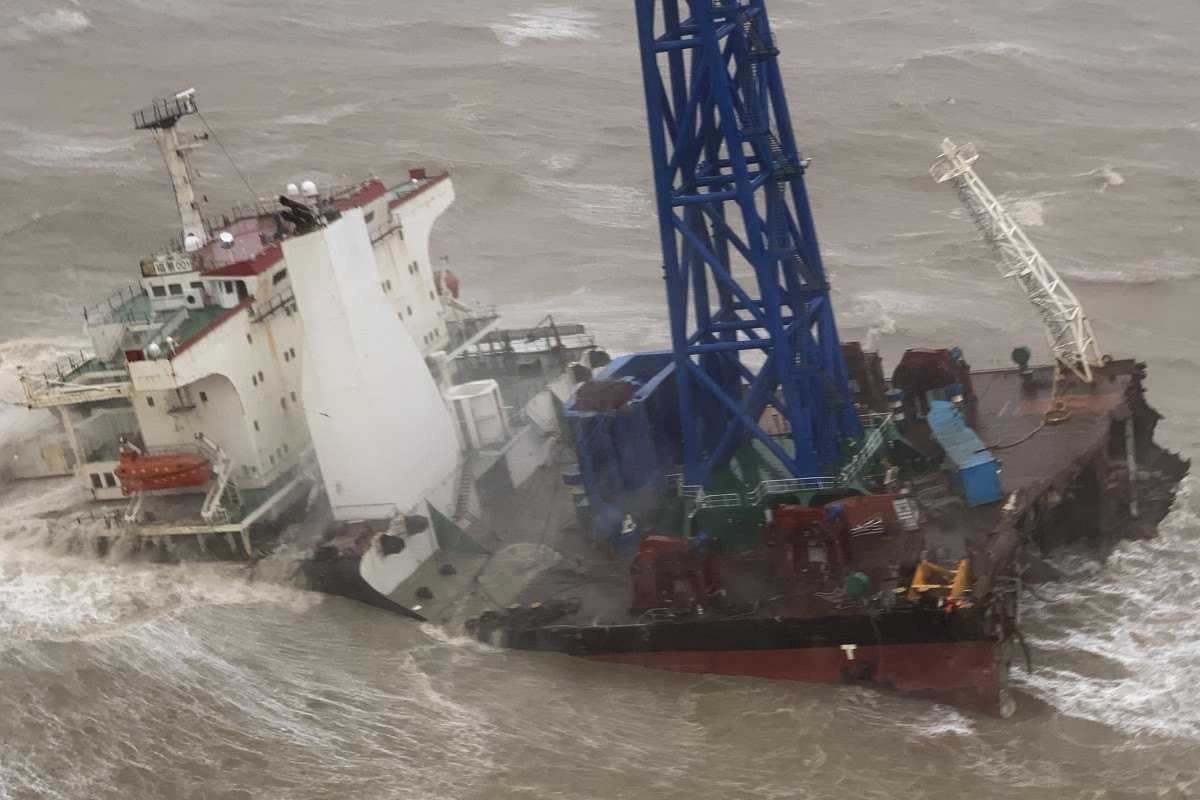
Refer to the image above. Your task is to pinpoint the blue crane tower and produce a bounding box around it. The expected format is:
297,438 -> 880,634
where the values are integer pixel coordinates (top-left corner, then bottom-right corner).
634,0 -> 861,487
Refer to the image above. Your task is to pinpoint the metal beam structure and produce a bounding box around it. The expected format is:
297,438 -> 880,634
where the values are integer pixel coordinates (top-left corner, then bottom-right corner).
931,138 -> 1104,382
634,0 -> 860,486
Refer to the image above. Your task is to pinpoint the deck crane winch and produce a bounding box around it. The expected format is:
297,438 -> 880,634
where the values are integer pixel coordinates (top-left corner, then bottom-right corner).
634,0 -> 861,487
930,138 -> 1104,383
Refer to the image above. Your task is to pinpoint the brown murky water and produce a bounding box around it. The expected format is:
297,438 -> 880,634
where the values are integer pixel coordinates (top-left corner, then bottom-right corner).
1,1 -> 1198,797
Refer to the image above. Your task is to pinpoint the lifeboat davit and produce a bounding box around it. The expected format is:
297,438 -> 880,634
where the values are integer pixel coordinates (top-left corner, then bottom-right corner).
114,449 -> 211,495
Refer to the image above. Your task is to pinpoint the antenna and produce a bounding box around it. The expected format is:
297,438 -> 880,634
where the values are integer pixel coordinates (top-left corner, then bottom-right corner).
133,90 -> 207,247
931,138 -> 1104,382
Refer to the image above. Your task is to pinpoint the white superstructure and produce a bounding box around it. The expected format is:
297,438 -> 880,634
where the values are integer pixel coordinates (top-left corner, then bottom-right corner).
10,92 -> 503,548
286,208 -> 460,521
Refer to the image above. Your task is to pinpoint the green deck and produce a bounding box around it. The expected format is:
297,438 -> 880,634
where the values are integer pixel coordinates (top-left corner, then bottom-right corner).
170,306 -> 227,348
110,293 -> 153,325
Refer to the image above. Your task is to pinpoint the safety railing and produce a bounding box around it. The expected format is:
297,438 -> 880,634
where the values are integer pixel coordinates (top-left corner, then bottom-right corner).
838,412 -> 895,484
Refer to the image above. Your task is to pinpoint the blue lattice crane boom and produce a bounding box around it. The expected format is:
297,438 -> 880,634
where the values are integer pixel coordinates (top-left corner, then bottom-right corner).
634,0 -> 861,486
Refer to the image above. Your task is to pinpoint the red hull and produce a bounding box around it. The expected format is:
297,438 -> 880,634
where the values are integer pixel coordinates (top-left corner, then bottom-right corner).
585,640 -> 1009,716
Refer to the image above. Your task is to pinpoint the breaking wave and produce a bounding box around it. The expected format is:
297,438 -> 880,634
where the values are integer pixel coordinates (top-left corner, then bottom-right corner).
2,126 -> 142,171
0,546 -> 319,646
541,152 -> 582,173
916,41 -> 1044,63
490,6 -> 598,47
1094,165 -> 1125,188
1055,252 -> 1200,285
877,40 -> 1050,76
0,337 -> 86,446
1014,476 -> 1200,740
275,102 -> 364,127
4,8 -> 91,42
524,175 -> 651,229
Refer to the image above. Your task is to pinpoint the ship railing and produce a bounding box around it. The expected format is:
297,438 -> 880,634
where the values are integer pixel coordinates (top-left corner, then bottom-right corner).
694,491 -> 743,509
766,411 -> 894,438
369,221 -> 406,245
749,476 -> 841,505
26,350 -> 127,389
838,412 -> 896,484
204,199 -> 281,229
131,95 -> 197,130
45,350 -> 93,384
250,287 -> 296,323
144,442 -> 205,456
667,474 -> 700,501
859,411 -> 893,429
84,283 -> 145,325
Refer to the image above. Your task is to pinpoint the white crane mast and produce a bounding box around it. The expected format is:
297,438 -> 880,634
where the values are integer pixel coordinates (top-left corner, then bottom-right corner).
930,138 -> 1103,382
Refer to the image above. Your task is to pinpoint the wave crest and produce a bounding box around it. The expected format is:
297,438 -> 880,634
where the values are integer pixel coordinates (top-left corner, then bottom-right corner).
5,9 -> 91,42
491,6 -> 598,47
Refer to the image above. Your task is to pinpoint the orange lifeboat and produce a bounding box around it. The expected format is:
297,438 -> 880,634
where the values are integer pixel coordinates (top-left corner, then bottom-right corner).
114,447 -> 211,495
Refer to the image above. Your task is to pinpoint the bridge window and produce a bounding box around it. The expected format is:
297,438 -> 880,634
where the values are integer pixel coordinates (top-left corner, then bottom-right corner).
90,473 -> 103,489
168,284 -> 183,296
151,285 -> 167,298
272,268 -> 288,285
146,396 -> 155,408
104,473 -> 117,488
198,391 -> 208,403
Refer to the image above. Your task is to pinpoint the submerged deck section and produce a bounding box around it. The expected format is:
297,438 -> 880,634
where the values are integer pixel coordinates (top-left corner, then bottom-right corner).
458,357 -> 1183,670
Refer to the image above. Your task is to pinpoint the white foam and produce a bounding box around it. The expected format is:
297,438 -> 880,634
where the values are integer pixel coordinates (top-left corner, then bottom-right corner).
1002,195 -> 1045,228
1072,165 -> 1127,191
3,127 -> 141,170
525,175 -> 651,229
5,8 -> 91,42
916,41 -> 1043,62
1055,252 -> 1200,285
882,41 -> 1045,75
837,685 -> 977,738
1014,476 -> 1200,740
275,102 -> 363,127
1099,166 -> 1126,187
0,540 -> 323,646
0,337 -> 88,448
541,152 -> 581,173
491,6 -> 599,47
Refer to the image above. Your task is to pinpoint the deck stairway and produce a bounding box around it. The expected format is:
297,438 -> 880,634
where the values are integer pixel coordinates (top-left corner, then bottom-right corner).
909,471 -> 963,513
196,434 -> 242,523
451,463 -> 480,529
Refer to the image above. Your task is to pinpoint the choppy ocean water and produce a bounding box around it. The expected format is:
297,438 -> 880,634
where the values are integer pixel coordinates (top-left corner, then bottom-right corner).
1,1 -> 1198,797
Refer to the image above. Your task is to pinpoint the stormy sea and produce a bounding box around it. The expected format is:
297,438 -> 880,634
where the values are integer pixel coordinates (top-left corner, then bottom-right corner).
1,0 -> 1198,797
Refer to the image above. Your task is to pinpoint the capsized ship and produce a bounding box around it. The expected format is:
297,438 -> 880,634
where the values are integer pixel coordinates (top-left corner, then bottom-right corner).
7,90 -> 604,597
431,1 -> 1188,716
